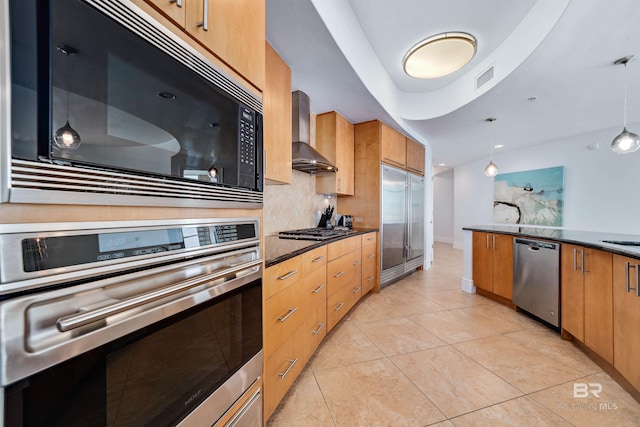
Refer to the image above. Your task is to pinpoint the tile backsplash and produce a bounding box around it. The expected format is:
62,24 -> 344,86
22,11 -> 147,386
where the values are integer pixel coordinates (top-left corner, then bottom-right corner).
263,170 -> 335,235
263,113 -> 338,235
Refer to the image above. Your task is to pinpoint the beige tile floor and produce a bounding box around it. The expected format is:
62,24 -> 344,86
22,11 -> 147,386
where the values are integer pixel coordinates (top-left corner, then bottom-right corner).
267,243 -> 640,426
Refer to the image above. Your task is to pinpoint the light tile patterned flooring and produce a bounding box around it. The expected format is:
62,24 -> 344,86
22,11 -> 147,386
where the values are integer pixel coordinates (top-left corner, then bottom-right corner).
267,243 -> 640,426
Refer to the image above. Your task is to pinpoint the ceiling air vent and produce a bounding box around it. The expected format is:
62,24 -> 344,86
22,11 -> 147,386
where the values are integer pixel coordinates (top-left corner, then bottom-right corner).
476,65 -> 494,89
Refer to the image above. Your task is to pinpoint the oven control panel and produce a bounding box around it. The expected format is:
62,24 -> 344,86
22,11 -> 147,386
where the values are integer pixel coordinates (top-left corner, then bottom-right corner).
15,222 -> 258,274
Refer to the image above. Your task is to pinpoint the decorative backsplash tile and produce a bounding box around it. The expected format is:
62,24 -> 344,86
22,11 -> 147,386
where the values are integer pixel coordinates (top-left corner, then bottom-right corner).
263,113 -> 338,236
263,170 -> 334,235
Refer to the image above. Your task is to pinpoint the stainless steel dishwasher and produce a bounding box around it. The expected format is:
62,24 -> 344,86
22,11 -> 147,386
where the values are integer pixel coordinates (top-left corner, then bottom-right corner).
513,238 -> 560,327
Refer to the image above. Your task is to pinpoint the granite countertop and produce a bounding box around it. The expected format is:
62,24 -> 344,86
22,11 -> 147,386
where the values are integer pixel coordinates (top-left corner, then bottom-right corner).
265,228 -> 378,268
463,225 -> 640,259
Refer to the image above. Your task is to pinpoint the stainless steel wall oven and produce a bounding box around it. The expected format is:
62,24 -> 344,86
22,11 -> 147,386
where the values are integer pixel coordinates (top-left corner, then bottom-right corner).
0,0 -> 263,208
0,218 -> 263,426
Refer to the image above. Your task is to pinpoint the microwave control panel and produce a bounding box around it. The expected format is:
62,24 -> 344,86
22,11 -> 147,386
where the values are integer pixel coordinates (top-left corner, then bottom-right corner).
238,105 -> 257,189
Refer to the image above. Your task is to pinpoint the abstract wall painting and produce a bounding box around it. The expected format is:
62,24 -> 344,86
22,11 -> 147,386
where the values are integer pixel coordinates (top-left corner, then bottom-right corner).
493,166 -> 564,226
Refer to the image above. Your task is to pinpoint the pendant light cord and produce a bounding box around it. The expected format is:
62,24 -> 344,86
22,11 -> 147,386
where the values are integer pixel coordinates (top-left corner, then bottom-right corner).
623,62 -> 628,128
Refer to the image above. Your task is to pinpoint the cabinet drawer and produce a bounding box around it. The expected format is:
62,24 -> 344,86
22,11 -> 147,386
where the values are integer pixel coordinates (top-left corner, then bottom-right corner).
264,256 -> 302,300
302,302 -> 327,361
327,236 -> 360,261
263,282 -> 305,355
362,252 -> 377,295
302,246 -> 327,275
327,282 -> 361,332
302,266 -> 327,310
361,232 -> 377,247
263,329 -> 306,419
327,249 -> 361,295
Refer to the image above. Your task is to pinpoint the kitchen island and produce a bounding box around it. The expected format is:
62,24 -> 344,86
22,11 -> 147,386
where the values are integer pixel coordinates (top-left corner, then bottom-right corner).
462,225 -> 640,402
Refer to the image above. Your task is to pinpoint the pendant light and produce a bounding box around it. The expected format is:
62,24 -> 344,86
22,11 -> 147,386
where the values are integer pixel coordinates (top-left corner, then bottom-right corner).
484,117 -> 499,177
53,45 -> 81,150
610,55 -> 639,154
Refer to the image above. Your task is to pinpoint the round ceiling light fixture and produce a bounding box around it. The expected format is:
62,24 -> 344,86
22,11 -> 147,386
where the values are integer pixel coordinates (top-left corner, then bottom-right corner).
403,32 -> 477,79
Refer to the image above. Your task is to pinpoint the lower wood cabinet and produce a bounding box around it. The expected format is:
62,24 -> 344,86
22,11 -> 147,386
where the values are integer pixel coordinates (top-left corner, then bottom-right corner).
361,233 -> 377,294
613,254 -> 640,392
472,231 -> 513,300
263,232 -> 378,420
560,244 -> 613,363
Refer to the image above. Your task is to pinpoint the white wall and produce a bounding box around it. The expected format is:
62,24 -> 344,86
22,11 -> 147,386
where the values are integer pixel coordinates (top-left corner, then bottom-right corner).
433,169 -> 454,243
453,125 -> 640,248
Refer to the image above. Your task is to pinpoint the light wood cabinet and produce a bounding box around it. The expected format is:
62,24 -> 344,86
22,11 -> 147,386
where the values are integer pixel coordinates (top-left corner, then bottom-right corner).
472,232 -> 513,300
315,112 -> 355,195
380,122 -> 406,168
613,254 -> 640,391
142,0 -> 186,27
560,244 -> 613,363
264,43 -> 292,184
326,237 -> 362,331
361,233 -> 378,295
137,0 -> 265,91
185,0 -> 265,90
264,235 -> 373,420
406,138 -> 425,176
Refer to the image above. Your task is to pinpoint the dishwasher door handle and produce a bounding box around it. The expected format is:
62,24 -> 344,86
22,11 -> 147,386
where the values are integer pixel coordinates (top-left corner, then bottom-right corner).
527,246 -> 540,252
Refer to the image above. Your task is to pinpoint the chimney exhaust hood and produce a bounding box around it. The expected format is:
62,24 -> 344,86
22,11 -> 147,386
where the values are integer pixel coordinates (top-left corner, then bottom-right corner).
291,91 -> 337,175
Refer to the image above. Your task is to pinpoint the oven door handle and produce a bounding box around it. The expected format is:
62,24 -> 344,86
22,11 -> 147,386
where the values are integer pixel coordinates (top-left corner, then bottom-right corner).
56,259 -> 263,332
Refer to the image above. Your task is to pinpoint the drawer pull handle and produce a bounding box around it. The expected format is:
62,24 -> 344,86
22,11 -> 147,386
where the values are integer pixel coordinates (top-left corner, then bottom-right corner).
352,286 -> 361,293
353,260 -> 361,266
312,255 -> 325,263
626,262 -> 640,297
311,284 -> 326,293
277,270 -> 298,281
312,322 -> 325,335
169,0 -> 183,7
277,358 -> 298,379
277,307 -> 298,322
368,254 -> 375,259
333,271 -> 345,278
367,276 -> 375,282
333,302 -> 345,312
367,237 -> 374,241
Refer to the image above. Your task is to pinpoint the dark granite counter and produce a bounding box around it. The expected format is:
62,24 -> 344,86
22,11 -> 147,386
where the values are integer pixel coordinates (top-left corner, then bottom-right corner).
265,229 -> 378,268
463,225 -> 640,259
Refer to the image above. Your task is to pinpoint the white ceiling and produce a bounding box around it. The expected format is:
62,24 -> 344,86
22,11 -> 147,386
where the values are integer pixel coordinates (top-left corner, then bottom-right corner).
266,0 -> 640,172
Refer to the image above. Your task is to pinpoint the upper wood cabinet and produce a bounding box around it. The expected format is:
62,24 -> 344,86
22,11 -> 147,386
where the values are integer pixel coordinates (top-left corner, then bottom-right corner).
380,122 -> 406,168
406,138 -> 425,176
137,0 -> 265,91
612,254 -> 640,392
186,0 -> 265,90
143,0 -> 186,27
315,112 -> 355,195
560,244 -> 613,364
264,43 -> 292,184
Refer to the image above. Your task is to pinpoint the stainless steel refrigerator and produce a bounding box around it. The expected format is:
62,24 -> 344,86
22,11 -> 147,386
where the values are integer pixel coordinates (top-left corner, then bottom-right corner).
380,164 -> 425,287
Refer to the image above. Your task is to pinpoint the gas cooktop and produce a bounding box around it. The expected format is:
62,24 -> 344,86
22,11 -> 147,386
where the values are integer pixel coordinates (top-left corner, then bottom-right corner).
278,227 -> 350,241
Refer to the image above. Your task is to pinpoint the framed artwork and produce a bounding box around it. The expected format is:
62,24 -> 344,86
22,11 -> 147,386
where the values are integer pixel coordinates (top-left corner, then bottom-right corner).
493,166 -> 564,226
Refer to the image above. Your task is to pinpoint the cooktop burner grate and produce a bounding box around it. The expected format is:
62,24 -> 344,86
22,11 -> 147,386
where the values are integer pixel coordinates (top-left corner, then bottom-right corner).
278,228 -> 349,241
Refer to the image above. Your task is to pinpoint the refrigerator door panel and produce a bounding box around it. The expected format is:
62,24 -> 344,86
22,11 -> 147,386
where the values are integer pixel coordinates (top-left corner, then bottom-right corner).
408,173 -> 425,261
381,165 -> 407,270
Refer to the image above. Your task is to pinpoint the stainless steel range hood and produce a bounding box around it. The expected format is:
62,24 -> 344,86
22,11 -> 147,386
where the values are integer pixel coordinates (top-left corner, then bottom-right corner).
291,91 -> 337,175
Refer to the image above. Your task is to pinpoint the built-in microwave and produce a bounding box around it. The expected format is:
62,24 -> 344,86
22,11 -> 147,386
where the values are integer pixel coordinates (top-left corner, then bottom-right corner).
1,0 -> 263,208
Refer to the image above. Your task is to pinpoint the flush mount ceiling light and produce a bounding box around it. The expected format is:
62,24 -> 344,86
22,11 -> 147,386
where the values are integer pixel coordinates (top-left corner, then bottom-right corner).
484,117 -> 499,177
610,55 -> 640,154
403,32 -> 477,79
